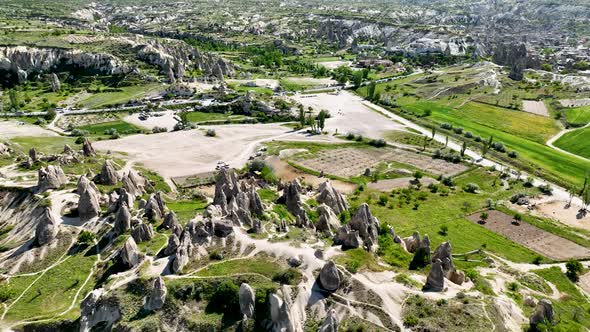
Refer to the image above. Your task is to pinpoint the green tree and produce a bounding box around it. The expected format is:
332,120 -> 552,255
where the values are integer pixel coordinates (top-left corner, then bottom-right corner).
77,231 -> 96,244
298,105 -> 305,127
352,70 -> 363,87
367,82 -> 376,100
565,259 -> 583,281
460,141 -> 467,157
431,126 -> 436,140
9,89 -> 19,111
318,110 -> 327,131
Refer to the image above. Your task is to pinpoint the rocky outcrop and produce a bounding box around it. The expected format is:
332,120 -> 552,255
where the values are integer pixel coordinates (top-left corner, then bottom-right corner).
114,204 -> 131,234
319,260 -> 340,292
239,283 -> 255,319
120,237 -> 141,268
529,299 -> 554,327
319,309 -> 339,332
36,207 -> 58,246
97,160 -> 119,185
423,259 -> 444,292
335,225 -> 361,249
269,292 -> 294,332
316,204 -> 340,236
403,232 -> 422,253
162,211 -> 179,230
144,192 -> 166,221
144,277 -> 167,311
29,148 -> 38,163
82,138 -> 96,157
492,43 -> 539,81
347,203 -> 379,251
37,165 -> 67,192
121,169 -> 146,197
0,143 -> 9,155
163,233 -> 180,256
50,73 -> 61,92
431,241 -> 464,285
78,176 -> 101,222
171,244 -> 188,274
79,289 -> 121,332
317,180 -> 348,215
131,223 -> 154,243
0,46 -> 130,84
279,179 -> 309,226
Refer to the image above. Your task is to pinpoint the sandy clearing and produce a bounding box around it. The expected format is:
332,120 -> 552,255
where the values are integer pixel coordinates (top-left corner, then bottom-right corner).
125,110 -> 179,131
291,91 -> 406,138
0,120 -> 58,139
579,271 -> 590,296
522,100 -> 549,117
467,210 -> 590,261
92,124 -> 339,180
317,60 -> 353,70
284,77 -> 337,86
529,199 -> 590,232
266,155 -> 356,194
226,79 -> 279,89
92,124 -> 291,178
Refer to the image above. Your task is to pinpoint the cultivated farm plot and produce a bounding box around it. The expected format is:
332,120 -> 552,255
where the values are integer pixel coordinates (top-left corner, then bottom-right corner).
560,98 -> 590,108
522,100 -> 549,117
467,210 -> 590,261
292,147 -> 467,178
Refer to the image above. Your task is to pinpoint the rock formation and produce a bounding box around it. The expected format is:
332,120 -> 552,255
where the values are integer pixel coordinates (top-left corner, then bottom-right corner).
114,204 -> 131,234
29,148 -> 38,162
431,241 -> 464,285
162,211 -> 179,230
347,203 -> 379,251
82,138 -> 96,157
319,260 -> 340,292
317,180 -> 348,215
144,277 -> 167,311
423,259 -> 444,292
120,237 -> 141,268
36,207 -> 58,246
529,299 -> 554,327
279,179 -> 309,226
121,169 -> 146,197
78,176 -> 101,222
316,204 -> 340,236
335,225 -> 361,249
50,73 -> 61,92
319,309 -> 339,332
79,289 -> 121,332
163,233 -> 179,256
97,160 -> 119,185
144,192 -> 166,221
239,283 -> 255,319
269,292 -> 295,332
131,223 -> 154,243
0,143 -> 9,155
172,245 -> 188,273
37,165 -> 67,192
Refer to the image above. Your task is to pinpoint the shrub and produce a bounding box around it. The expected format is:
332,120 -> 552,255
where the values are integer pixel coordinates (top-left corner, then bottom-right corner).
75,136 -> 85,144
474,136 -> 482,142
378,194 -> 389,206
209,250 -> 223,260
463,183 -> 480,193
438,224 -> 449,235
34,117 -> 46,125
71,129 -> 88,137
403,314 -> 419,327
44,108 -> 57,121
207,280 -> 240,318
566,259 -> 583,281
441,176 -> 454,187
152,126 -> 168,133
355,134 -> 363,142
532,256 -> 543,265
464,131 -> 473,138
491,142 -> 506,153
508,151 -> 518,158
538,184 -> 553,195
205,128 -> 216,137
77,231 -> 96,244
453,127 -> 463,134
272,268 -> 300,285
440,123 -> 453,130
368,138 -> 386,147
409,247 -> 430,270
345,132 -> 355,140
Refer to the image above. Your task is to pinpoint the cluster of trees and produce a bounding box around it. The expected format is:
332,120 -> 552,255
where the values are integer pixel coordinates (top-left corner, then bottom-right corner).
298,105 -> 328,133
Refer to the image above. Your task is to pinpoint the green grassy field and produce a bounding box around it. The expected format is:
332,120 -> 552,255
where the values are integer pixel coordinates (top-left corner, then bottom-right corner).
534,267 -> 590,330
353,168 -> 552,265
166,199 -> 209,225
9,136 -> 77,154
565,106 -> 590,126
78,84 -> 163,109
376,100 -> 590,188
553,126 -> 590,159
193,256 -> 282,278
77,120 -> 142,137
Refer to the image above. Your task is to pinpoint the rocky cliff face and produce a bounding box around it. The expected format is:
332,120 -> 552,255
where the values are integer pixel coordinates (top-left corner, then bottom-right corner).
0,46 -> 130,84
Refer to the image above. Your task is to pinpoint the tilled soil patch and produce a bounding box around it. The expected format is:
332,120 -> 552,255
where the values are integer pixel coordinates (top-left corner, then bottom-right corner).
467,210 -> 590,261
